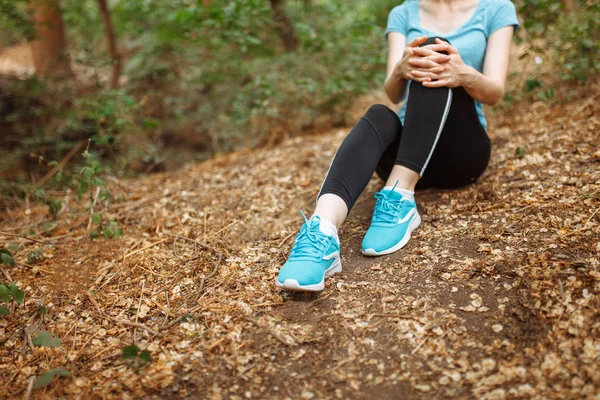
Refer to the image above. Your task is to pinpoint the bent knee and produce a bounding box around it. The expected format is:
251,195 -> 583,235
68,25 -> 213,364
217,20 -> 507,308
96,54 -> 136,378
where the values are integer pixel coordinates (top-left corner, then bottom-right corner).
364,104 -> 399,126
362,104 -> 401,145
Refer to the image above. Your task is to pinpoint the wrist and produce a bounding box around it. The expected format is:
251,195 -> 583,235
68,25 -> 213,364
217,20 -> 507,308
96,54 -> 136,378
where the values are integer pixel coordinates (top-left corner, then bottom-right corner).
458,65 -> 477,88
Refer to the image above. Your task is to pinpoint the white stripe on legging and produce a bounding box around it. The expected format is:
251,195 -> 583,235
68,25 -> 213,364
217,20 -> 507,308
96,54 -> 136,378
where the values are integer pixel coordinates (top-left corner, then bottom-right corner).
420,87 -> 453,176
316,148 -> 339,203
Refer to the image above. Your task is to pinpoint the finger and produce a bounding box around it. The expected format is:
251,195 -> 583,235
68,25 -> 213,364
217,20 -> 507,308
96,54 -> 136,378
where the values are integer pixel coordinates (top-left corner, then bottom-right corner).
406,72 -> 431,83
407,36 -> 428,48
411,70 -> 439,80
414,46 -> 451,58
408,57 -> 443,69
412,47 -> 438,57
413,48 -> 451,63
423,78 -> 450,88
432,40 -> 459,54
413,65 -> 445,74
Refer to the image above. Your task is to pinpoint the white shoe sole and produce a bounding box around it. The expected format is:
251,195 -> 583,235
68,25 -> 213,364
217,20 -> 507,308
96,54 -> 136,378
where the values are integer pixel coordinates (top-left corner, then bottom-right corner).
275,257 -> 342,292
362,212 -> 421,257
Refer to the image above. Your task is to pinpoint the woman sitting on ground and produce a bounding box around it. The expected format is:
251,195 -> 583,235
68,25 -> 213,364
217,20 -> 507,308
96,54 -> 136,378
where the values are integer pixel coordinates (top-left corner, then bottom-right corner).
276,0 -> 519,291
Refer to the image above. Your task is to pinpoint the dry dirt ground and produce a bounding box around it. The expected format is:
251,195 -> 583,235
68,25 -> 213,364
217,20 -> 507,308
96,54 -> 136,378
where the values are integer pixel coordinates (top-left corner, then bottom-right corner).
1,81 -> 599,399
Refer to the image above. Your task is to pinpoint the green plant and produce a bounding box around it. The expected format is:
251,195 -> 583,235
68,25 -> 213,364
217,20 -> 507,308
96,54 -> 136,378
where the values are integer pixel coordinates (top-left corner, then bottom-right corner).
27,250 -> 44,265
44,196 -> 63,220
537,88 -> 555,101
0,248 -> 15,266
553,3 -> 600,81
0,282 -> 24,315
33,368 -> 71,390
32,331 -> 62,347
122,344 -> 152,368
516,0 -> 599,82
524,78 -> 542,92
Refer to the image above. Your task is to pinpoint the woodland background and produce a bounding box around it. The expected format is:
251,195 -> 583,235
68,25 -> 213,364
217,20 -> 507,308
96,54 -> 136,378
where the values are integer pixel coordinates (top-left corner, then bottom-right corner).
0,0 -> 599,399
0,0 -> 598,209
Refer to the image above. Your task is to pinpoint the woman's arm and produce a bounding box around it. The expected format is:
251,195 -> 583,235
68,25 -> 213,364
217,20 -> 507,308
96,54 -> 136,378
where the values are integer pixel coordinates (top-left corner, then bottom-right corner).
461,26 -> 514,105
384,33 -> 409,103
412,26 -> 514,105
384,33 -> 449,103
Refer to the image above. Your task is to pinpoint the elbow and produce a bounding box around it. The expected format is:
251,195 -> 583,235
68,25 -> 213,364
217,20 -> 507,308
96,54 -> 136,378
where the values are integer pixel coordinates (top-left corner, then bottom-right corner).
384,85 -> 400,104
484,85 -> 505,106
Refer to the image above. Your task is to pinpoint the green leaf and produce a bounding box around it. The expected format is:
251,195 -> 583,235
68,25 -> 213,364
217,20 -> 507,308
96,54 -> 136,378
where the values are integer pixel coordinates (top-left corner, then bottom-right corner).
39,305 -> 47,315
0,306 -> 9,315
80,166 -> 95,180
180,312 -> 193,323
113,226 -> 124,238
122,344 -> 139,359
139,350 -> 151,363
0,249 -> 15,266
93,177 -> 105,187
9,284 -> 24,305
99,190 -> 112,201
91,213 -> 102,225
524,78 -> 542,92
0,284 -> 10,302
32,331 -> 62,348
516,147 -> 526,159
33,368 -> 71,389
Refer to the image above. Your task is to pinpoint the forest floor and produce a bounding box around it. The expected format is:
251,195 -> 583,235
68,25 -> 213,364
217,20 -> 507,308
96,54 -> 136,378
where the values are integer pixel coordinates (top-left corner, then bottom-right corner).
1,79 -> 599,399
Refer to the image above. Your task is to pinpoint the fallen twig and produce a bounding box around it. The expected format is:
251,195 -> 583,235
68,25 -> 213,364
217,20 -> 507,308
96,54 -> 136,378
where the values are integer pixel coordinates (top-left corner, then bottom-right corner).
278,231 -> 296,247
84,186 -> 101,238
0,231 -> 46,244
34,140 -> 87,189
124,238 -> 168,259
86,292 -> 160,336
24,376 -> 34,400
164,233 -> 223,307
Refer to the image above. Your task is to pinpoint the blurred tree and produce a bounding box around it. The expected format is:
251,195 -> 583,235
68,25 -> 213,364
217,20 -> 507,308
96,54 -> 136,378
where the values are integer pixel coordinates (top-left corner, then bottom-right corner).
564,0 -> 576,12
28,0 -> 73,79
269,0 -> 298,51
97,0 -> 120,88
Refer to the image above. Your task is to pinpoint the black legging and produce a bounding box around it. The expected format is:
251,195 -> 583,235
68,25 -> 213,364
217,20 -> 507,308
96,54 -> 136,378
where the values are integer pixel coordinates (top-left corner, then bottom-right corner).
317,37 -> 491,212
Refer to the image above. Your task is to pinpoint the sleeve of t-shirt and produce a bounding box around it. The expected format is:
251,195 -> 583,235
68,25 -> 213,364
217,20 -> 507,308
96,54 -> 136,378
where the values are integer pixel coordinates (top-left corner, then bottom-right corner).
488,0 -> 519,35
385,5 -> 409,39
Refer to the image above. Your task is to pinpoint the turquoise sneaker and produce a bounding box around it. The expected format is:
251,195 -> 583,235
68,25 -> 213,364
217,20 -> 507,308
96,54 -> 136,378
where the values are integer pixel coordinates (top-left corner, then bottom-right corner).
276,211 -> 342,292
361,187 -> 421,256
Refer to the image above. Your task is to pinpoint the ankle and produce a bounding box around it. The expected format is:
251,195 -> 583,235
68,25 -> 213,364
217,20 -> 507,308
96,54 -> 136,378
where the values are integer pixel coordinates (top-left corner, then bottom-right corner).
383,186 -> 415,201
384,179 -> 416,192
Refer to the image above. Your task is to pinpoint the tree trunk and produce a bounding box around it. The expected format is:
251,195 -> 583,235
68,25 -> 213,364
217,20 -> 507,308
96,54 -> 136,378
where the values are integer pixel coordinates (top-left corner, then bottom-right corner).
29,0 -> 73,79
97,0 -> 121,89
564,0 -> 577,12
269,0 -> 299,52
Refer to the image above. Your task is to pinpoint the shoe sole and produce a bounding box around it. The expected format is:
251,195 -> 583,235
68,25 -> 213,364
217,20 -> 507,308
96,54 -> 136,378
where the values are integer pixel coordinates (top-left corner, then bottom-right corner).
275,257 -> 342,292
362,212 -> 421,257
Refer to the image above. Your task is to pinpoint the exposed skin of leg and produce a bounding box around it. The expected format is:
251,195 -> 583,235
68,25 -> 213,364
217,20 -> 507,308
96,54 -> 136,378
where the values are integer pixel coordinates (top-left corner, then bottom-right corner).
313,164 -> 418,229
312,193 -> 348,229
385,165 -> 419,191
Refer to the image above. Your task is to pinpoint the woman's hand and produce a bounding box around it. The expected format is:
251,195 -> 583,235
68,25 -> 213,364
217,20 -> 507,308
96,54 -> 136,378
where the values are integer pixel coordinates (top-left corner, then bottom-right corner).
393,36 -> 451,83
411,38 -> 472,88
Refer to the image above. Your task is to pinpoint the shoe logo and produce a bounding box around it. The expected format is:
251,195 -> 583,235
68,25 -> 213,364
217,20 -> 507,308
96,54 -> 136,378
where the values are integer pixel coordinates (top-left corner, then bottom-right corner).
397,208 -> 416,224
323,251 -> 340,260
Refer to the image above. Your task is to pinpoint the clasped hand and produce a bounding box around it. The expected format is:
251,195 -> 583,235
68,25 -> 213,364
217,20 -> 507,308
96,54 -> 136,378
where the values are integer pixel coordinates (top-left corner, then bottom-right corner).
395,37 -> 467,88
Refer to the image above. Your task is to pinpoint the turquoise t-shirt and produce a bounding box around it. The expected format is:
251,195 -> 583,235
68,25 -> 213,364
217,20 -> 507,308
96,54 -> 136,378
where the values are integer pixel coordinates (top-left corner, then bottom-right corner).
385,0 -> 519,131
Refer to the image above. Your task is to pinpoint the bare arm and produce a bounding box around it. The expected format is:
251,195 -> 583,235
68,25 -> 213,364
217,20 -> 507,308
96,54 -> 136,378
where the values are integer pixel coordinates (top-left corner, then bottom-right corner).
384,33 -> 409,103
461,26 -> 514,105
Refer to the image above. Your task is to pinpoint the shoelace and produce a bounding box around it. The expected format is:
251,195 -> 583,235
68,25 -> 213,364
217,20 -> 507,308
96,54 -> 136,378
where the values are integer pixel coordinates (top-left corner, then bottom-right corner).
372,183 -> 412,225
288,211 -> 331,261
